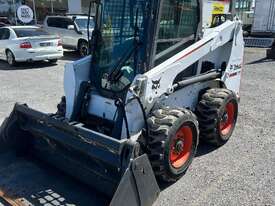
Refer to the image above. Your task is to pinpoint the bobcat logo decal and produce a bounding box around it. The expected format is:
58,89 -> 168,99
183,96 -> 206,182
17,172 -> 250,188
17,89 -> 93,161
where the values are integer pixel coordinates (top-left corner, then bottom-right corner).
152,78 -> 161,90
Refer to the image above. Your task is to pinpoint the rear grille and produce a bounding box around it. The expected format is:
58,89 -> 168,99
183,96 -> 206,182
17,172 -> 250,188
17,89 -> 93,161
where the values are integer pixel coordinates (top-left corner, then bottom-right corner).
244,37 -> 274,48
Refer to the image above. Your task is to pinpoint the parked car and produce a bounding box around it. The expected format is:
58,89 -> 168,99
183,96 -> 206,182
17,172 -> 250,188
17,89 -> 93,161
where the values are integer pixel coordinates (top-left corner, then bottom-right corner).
43,15 -> 95,57
0,26 -> 63,66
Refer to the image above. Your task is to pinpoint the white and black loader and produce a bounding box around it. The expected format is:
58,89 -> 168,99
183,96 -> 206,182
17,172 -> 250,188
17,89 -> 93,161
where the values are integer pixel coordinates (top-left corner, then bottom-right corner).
0,0 -> 244,205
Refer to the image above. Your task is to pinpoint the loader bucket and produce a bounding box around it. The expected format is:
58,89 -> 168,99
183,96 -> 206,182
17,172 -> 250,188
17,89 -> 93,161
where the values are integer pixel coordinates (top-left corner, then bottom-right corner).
0,104 -> 160,206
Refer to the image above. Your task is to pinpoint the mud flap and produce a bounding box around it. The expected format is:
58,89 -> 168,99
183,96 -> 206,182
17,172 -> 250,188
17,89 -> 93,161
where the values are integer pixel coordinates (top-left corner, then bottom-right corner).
110,155 -> 160,206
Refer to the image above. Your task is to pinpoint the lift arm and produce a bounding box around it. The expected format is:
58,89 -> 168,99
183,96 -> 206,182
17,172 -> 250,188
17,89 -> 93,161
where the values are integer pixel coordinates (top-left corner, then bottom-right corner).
131,20 -> 243,108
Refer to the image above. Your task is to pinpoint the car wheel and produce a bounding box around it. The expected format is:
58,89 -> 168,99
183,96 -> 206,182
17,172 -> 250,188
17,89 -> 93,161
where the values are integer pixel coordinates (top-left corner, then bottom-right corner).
6,50 -> 16,66
49,59 -> 58,64
78,41 -> 89,57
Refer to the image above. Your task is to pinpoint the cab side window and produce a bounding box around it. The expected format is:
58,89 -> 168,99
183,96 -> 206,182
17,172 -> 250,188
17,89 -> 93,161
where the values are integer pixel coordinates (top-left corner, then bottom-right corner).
154,0 -> 199,66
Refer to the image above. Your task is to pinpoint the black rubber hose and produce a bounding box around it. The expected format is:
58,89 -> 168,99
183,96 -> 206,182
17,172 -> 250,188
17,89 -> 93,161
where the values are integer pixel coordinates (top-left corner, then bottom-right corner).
115,98 -> 130,139
115,95 -> 148,141
135,96 -> 149,140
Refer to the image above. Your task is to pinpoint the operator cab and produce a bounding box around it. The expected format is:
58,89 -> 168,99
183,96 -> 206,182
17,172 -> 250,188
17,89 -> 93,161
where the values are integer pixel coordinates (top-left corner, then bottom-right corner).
68,0 -> 202,136
90,0 -> 200,96
68,0 -> 235,138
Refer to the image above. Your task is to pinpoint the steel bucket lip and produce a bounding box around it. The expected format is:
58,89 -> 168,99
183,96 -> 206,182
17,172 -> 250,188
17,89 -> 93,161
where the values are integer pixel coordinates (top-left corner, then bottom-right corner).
13,103 -> 127,153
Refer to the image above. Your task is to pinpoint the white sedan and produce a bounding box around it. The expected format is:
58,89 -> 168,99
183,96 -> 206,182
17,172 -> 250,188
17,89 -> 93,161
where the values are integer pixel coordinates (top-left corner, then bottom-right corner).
0,26 -> 63,66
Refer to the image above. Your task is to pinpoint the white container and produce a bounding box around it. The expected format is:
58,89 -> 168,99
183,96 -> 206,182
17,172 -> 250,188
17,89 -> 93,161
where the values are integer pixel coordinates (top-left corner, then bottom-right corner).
252,0 -> 275,35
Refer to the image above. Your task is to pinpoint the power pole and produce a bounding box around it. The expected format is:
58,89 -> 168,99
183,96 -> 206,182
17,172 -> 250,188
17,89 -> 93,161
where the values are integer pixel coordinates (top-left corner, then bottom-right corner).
32,0 -> 37,24
51,0 -> 54,13
12,0 -> 17,25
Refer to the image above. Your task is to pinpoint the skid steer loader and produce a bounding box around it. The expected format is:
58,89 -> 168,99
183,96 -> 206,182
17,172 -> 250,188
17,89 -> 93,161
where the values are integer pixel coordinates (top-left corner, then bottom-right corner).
0,0 -> 244,205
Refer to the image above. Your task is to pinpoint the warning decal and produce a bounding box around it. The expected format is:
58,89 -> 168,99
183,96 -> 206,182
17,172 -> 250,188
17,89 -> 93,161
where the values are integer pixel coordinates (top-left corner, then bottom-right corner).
212,2 -> 225,14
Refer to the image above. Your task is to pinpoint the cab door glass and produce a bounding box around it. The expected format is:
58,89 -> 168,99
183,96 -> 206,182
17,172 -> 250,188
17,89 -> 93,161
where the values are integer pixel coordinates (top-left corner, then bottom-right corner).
154,0 -> 198,66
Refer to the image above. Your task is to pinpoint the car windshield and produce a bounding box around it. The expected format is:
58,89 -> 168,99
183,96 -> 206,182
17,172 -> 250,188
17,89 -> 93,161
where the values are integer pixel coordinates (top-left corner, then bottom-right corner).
75,18 -> 95,30
14,28 -> 49,37
93,0 -> 146,93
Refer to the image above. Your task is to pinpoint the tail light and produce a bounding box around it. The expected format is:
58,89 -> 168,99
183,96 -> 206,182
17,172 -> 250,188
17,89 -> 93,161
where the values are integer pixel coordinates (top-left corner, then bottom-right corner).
57,39 -> 62,47
20,41 -> 32,49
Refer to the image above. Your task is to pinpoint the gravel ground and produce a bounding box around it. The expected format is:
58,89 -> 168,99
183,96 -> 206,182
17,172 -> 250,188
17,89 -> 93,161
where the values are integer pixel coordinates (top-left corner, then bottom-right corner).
0,52 -> 76,123
0,48 -> 274,206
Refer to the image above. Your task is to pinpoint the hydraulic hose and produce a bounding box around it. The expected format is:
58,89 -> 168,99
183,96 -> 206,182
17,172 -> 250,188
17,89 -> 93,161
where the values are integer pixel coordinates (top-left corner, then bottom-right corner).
115,98 -> 130,139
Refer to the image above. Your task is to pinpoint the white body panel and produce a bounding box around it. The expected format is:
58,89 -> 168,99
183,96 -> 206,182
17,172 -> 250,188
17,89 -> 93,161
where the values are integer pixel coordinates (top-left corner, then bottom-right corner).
0,26 -> 63,63
64,55 -> 91,118
159,81 -> 220,111
221,23 -> 244,97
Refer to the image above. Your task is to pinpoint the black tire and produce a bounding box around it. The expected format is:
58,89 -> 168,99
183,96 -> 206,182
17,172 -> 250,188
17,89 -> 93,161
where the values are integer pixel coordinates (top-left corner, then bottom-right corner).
49,59 -> 58,64
6,50 -> 16,66
147,107 -> 199,182
0,118 -> 11,151
196,88 -> 238,146
78,40 -> 89,57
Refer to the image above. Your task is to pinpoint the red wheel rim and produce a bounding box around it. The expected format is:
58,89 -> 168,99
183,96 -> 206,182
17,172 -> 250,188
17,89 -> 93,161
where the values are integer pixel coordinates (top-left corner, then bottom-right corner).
169,126 -> 193,169
219,102 -> 236,136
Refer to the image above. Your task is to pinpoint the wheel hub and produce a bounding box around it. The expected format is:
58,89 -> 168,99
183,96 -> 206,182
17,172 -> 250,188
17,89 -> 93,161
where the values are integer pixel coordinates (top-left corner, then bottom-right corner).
170,126 -> 193,169
219,102 -> 236,136
174,140 -> 184,154
221,113 -> 228,123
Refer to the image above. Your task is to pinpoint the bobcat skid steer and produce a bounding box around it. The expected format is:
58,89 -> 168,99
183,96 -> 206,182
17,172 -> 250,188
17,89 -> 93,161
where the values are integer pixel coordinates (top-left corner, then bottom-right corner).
0,0 -> 244,205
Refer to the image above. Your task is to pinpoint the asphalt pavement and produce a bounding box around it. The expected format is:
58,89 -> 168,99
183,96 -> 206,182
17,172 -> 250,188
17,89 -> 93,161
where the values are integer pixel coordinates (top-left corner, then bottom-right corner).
0,48 -> 274,206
